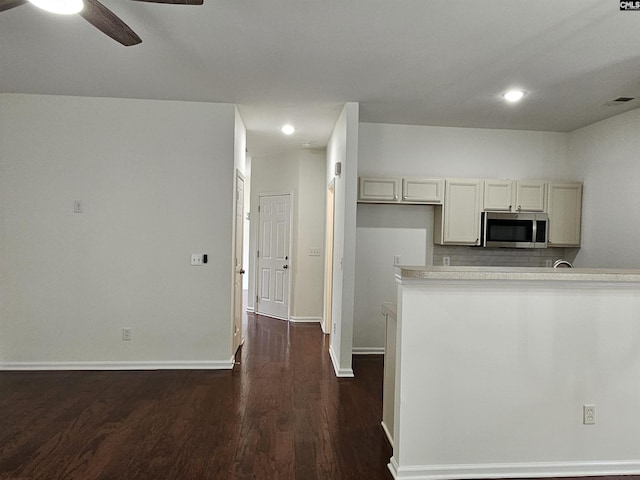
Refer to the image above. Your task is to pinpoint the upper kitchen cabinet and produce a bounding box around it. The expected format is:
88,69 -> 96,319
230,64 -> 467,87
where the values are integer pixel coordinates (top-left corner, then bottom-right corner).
483,179 -> 546,212
547,182 -> 582,246
358,176 -> 444,204
358,177 -> 401,203
434,178 -> 482,246
401,177 -> 444,204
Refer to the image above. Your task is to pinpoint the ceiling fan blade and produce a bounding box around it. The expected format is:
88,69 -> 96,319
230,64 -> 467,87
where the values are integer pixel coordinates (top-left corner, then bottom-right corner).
79,0 -> 142,46
131,0 -> 203,5
0,0 -> 26,13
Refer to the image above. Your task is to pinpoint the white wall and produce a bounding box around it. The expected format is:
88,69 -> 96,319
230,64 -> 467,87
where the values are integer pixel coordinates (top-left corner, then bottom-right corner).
327,102 -> 359,377
0,94 -> 237,368
354,204 -> 432,351
359,123 -> 571,179
294,149 -> 327,320
248,149 -> 326,320
356,122 -> 571,351
568,108 -> 640,268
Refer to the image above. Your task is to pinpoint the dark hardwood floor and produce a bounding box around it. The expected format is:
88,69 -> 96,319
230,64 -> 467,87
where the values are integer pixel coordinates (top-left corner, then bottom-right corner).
0,314 -> 393,479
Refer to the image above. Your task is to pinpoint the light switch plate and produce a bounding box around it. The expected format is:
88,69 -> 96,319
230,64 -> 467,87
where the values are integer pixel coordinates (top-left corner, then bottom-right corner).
309,248 -> 321,256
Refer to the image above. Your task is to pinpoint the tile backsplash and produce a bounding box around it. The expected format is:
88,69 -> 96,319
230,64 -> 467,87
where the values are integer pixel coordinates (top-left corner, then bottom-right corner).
433,245 -> 578,267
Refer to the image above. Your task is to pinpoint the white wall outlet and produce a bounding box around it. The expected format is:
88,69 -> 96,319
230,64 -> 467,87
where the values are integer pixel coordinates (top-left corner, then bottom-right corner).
393,255 -> 401,266
583,404 -> 595,425
443,256 -> 451,266
309,248 -> 321,256
191,254 -> 204,266
122,327 -> 132,341
73,200 -> 83,213
546,259 -> 553,267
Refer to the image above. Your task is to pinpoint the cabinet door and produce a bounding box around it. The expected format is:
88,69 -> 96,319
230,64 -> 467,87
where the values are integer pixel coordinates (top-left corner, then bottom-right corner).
358,177 -> 400,203
402,177 -> 443,204
548,183 -> 582,246
437,179 -> 482,245
516,181 -> 546,212
483,179 -> 513,211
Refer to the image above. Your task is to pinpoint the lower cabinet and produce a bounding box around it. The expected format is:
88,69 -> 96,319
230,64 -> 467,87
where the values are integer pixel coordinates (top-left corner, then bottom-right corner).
548,182 -> 582,246
434,178 -> 482,246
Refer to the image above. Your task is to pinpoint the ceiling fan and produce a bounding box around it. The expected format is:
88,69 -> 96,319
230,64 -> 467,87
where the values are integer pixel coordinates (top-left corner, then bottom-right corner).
0,0 -> 203,46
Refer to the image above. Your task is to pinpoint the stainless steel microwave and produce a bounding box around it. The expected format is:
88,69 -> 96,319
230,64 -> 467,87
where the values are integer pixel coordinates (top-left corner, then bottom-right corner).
483,212 -> 548,249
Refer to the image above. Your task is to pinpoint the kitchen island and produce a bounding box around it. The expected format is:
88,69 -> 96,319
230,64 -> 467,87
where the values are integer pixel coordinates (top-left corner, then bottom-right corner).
388,266 -> 640,480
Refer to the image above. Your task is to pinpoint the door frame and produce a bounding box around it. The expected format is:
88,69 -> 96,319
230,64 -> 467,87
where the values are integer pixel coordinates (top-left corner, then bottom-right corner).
255,191 -> 294,321
322,180 -> 335,335
232,169 -> 245,354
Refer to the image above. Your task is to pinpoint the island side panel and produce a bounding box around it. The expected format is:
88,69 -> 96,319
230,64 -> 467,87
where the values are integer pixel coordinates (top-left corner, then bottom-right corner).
393,279 -> 640,478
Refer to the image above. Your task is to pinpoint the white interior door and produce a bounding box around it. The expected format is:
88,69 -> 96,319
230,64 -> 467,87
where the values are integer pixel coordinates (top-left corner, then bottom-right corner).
233,172 -> 245,353
256,194 -> 291,320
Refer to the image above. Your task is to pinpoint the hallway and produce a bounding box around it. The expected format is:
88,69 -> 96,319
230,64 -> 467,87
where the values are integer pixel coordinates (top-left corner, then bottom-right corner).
0,315 -> 393,479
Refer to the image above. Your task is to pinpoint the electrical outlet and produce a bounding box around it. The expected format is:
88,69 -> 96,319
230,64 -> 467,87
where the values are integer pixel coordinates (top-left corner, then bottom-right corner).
191,254 -> 204,266
73,200 -> 83,213
309,248 -> 321,256
443,256 -> 451,266
583,404 -> 595,425
393,255 -> 401,266
122,327 -> 132,341
333,323 -> 336,334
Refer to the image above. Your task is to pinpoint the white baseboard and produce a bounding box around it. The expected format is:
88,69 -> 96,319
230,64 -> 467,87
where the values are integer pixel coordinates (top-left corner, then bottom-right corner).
381,421 -> 394,448
0,359 -> 235,371
353,347 -> 385,355
246,306 -> 255,313
289,316 -> 321,323
320,320 -> 329,335
388,459 -> 640,480
328,345 -> 354,378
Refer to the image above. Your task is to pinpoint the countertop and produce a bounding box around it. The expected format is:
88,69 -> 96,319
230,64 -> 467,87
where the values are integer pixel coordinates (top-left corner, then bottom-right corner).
396,265 -> 640,283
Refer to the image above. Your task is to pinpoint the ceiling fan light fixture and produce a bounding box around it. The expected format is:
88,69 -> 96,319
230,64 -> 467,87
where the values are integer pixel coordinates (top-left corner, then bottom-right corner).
28,0 -> 83,14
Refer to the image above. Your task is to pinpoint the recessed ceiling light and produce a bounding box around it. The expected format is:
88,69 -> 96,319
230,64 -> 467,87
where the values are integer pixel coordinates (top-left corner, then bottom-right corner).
302,141 -> 311,148
28,0 -> 83,14
503,89 -> 526,103
281,124 -> 295,135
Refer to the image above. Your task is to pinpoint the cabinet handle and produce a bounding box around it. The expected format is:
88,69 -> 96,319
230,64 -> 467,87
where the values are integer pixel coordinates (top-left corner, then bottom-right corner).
509,205 -> 512,211
403,195 -> 407,199
517,205 -> 522,211
394,195 -> 398,200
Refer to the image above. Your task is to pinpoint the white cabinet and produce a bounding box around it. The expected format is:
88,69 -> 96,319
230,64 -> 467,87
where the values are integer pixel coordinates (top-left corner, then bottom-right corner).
483,179 -> 546,212
358,177 -> 400,203
547,182 -> 582,246
358,176 -> 443,204
401,177 -> 443,204
435,178 -> 482,245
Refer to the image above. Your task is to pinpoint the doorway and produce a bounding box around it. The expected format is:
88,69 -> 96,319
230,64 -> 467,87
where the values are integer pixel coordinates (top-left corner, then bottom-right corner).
323,181 -> 335,335
256,194 -> 291,320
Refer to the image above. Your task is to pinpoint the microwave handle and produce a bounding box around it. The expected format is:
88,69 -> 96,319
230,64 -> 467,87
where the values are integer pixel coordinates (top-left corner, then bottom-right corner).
532,218 -> 538,245
480,212 -> 487,247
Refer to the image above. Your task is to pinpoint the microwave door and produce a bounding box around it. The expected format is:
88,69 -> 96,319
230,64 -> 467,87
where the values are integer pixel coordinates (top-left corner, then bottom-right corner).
484,217 -> 535,248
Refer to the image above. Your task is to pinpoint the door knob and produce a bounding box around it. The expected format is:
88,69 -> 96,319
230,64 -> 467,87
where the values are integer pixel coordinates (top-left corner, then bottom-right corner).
283,265 -> 289,269
239,269 -> 245,274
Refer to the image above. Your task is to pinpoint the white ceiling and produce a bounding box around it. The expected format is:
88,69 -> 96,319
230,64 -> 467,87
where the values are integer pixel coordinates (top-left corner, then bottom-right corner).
2,0 -> 640,157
